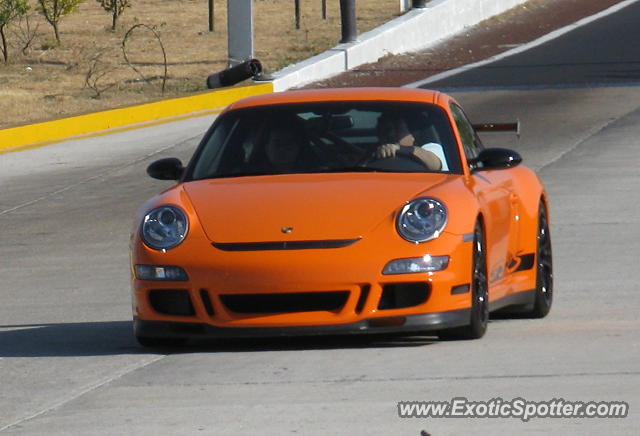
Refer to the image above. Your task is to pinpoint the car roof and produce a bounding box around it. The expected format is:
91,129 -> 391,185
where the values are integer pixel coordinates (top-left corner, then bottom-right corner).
227,87 -> 448,111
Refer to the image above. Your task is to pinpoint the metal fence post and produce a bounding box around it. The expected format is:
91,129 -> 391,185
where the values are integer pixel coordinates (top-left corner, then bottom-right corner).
209,0 -> 214,32
339,0 -> 357,43
227,0 -> 254,66
295,0 -> 301,29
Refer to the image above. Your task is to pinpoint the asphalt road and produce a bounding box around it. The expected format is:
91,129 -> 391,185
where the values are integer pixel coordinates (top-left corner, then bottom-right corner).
1,3 -> 639,435
423,0 -> 640,90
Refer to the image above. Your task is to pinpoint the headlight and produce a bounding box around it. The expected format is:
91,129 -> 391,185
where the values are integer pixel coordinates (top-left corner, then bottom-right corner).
141,205 -> 188,250
383,255 -> 449,274
396,197 -> 447,243
134,265 -> 188,281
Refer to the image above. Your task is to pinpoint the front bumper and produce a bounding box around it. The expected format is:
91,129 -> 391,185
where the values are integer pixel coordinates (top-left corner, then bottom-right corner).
134,308 -> 471,339
131,226 -> 475,335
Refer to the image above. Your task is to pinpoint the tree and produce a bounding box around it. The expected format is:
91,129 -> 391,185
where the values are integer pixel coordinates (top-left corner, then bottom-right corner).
0,0 -> 29,62
97,0 -> 130,31
37,0 -> 84,44
83,48 -> 116,98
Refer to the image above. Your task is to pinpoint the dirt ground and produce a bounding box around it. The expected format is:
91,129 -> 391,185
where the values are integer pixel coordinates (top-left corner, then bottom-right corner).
0,0 -> 401,129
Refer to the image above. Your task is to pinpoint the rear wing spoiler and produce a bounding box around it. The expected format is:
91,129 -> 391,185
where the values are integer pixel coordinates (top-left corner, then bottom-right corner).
473,121 -> 520,138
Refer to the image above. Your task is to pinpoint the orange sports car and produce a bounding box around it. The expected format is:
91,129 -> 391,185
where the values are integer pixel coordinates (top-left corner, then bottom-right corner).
130,87 -> 552,347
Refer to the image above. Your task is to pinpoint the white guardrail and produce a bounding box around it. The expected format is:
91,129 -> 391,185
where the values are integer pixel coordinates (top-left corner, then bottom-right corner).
266,0 -> 529,91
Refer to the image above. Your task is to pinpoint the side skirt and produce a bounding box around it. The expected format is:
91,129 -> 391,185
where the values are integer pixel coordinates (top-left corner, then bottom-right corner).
489,289 -> 536,313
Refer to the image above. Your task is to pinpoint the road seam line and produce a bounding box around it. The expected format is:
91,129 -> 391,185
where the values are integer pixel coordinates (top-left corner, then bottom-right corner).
0,135 -> 200,217
538,109 -> 639,172
0,354 -> 167,433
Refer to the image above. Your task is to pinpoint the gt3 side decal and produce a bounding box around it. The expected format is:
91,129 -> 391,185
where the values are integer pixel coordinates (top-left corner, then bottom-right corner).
490,252 -> 535,283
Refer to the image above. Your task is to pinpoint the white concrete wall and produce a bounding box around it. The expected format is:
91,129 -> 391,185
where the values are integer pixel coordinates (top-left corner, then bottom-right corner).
269,0 -> 529,91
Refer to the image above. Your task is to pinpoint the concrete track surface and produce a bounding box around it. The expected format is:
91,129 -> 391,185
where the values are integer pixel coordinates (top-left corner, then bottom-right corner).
1,4 -> 639,435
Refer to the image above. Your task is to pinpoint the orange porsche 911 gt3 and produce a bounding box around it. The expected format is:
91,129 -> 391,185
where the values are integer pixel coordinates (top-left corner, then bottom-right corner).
130,88 -> 553,347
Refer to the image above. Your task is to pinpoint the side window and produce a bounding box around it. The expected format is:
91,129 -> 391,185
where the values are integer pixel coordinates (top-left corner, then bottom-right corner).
450,104 -> 483,162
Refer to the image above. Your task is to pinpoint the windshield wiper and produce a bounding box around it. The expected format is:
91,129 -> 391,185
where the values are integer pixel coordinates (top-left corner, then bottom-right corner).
316,166 -> 381,173
194,167 -> 401,180
203,171 -> 276,179
315,166 -> 413,173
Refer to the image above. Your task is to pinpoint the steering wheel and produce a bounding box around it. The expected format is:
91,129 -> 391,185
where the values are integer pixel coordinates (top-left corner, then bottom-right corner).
359,148 -> 431,171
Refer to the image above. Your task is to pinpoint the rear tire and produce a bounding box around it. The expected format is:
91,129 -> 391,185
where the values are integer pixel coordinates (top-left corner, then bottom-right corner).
438,221 -> 489,340
524,201 -> 553,318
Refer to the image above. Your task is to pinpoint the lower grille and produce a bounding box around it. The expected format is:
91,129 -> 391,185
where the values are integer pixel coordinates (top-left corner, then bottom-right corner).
200,289 -> 215,316
378,283 -> 430,310
220,291 -> 349,314
355,285 -> 370,314
149,289 -> 195,316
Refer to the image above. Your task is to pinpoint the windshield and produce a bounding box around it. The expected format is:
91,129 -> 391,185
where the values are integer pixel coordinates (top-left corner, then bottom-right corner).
187,101 -> 461,180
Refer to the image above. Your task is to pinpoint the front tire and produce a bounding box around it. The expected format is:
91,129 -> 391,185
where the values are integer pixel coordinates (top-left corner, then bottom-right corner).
439,221 -> 489,340
135,335 -> 187,348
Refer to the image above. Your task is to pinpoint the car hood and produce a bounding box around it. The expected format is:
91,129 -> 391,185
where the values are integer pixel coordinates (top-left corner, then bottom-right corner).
183,173 -> 451,243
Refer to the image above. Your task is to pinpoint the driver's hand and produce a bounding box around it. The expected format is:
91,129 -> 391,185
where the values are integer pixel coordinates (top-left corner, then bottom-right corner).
375,143 -> 401,159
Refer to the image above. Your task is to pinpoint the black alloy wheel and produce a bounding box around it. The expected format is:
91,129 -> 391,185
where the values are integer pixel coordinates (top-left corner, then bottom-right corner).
439,221 -> 489,340
526,202 -> 553,318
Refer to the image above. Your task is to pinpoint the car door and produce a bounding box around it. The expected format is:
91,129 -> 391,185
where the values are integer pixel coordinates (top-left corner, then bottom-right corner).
450,104 -> 515,299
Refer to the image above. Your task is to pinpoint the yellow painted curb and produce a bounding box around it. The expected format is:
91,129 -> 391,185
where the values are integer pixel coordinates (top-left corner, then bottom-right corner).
0,82 -> 273,154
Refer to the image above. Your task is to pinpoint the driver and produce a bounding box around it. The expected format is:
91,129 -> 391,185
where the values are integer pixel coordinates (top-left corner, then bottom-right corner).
260,119 -> 315,173
375,113 -> 443,171
265,126 -> 301,171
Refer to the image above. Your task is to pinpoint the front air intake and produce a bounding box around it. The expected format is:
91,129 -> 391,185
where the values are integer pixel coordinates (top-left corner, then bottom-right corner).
149,289 -> 195,316
220,291 -> 349,314
378,283 -> 430,310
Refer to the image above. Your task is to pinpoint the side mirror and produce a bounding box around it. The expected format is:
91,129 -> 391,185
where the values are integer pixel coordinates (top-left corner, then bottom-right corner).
147,158 -> 184,180
470,148 -> 522,171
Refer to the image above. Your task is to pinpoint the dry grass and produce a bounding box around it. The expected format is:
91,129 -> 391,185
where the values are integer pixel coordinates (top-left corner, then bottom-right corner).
0,0 -> 403,129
